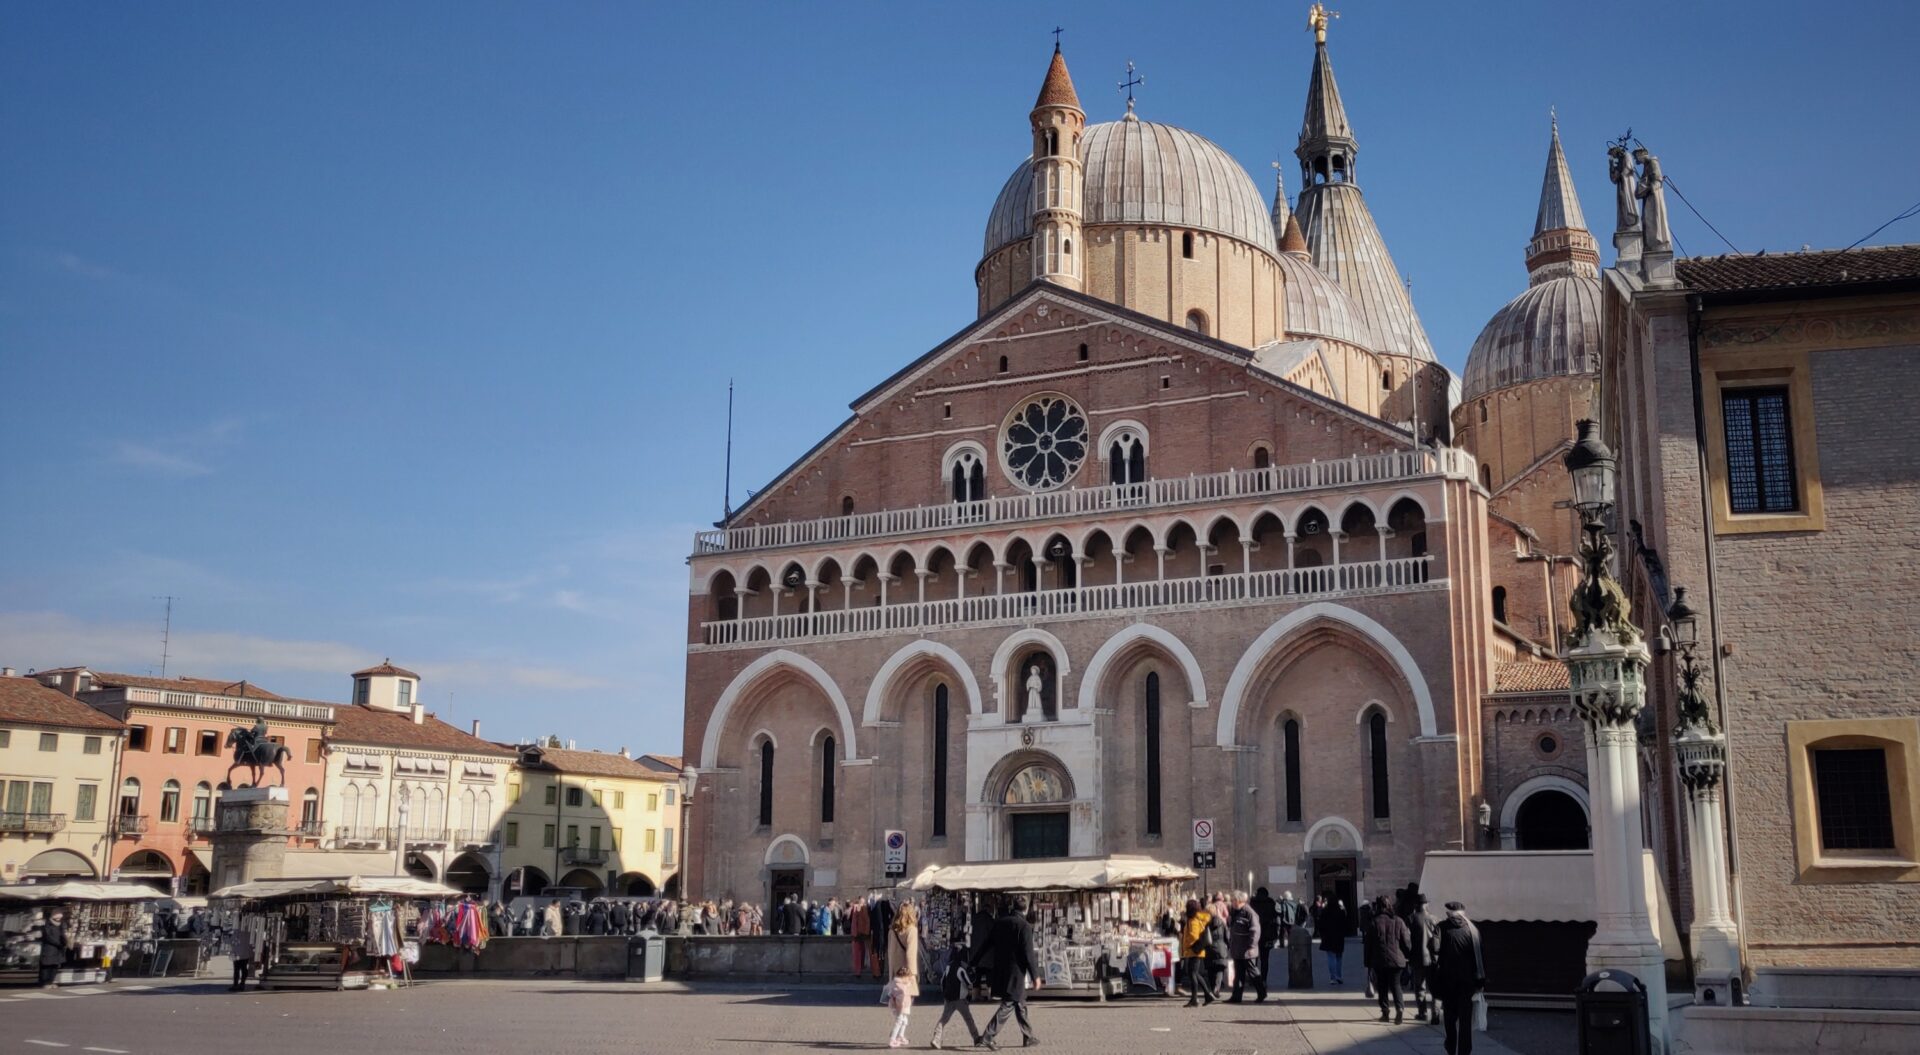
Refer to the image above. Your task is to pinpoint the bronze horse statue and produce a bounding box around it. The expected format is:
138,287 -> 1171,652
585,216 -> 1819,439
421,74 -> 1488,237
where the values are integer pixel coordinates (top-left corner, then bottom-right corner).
226,721 -> 292,788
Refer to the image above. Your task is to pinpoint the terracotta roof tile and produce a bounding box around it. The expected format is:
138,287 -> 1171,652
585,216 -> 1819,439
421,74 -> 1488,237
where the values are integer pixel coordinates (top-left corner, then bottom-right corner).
321,703 -> 514,756
1677,244 -> 1920,294
351,660 -> 420,679
0,676 -> 125,731
1494,660 -> 1570,694
520,745 -> 676,780
1034,48 -> 1079,110
90,672 -> 286,701
640,754 -> 684,773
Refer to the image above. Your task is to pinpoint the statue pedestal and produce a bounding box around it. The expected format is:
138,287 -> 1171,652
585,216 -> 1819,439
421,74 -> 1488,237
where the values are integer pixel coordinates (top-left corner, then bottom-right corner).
1642,248 -> 1676,287
207,786 -> 291,892
1613,228 -> 1643,268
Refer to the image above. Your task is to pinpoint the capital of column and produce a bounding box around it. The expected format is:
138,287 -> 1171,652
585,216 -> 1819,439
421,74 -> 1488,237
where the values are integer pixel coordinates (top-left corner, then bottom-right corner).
1564,630 -> 1650,730
1675,724 -> 1729,794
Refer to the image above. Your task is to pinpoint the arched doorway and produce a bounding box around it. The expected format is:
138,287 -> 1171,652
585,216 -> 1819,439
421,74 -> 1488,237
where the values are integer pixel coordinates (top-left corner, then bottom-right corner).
446,852 -> 492,896
504,866 -> 549,900
117,849 -> 174,893
1515,790 -> 1590,850
403,851 -> 437,880
558,868 -> 604,894
22,849 -> 96,880
989,754 -> 1074,860
662,873 -> 681,899
618,872 -> 657,897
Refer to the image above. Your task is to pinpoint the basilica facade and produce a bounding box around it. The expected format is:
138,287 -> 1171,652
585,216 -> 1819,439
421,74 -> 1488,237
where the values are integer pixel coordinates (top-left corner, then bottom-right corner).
680,18 -> 1599,909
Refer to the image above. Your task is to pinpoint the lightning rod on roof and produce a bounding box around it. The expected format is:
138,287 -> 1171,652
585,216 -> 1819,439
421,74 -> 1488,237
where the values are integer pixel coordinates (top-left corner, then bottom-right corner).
723,379 -> 736,521
154,595 -> 175,677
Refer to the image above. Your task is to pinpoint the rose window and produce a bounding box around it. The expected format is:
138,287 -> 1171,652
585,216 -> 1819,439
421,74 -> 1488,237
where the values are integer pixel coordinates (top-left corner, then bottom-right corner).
1001,395 -> 1088,491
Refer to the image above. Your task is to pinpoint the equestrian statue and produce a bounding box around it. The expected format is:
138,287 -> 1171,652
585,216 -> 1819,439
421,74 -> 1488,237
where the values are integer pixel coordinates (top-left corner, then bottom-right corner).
226,717 -> 292,788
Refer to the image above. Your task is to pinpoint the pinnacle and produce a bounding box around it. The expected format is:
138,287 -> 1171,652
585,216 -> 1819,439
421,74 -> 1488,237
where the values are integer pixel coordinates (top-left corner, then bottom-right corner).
1035,47 -> 1080,111
1534,116 -> 1589,239
1280,213 -> 1310,255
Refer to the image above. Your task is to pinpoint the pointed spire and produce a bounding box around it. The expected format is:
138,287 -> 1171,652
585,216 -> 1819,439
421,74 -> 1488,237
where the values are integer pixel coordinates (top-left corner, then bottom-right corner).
1270,162 -> 1291,235
1296,9 -> 1356,181
1035,45 -> 1080,110
1280,213 -> 1310,256
1526,113 -> 1599,283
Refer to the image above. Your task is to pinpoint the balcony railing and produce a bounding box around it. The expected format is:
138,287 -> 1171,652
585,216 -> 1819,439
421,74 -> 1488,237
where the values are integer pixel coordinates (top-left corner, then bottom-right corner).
0,812 -> 67,834
562,846 -> 610,866
452,828 -> 498,849
334,825 -> 389,847
295,820 -> 325,838
115,814 -> 151,837
701,555 -> 1438,648
119,685 -> 335,722
694,447 -> 1471,555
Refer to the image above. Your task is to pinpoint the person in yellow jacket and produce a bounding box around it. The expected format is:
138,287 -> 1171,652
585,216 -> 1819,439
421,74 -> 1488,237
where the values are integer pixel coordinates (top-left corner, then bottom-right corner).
1180,899 -> 1218,1006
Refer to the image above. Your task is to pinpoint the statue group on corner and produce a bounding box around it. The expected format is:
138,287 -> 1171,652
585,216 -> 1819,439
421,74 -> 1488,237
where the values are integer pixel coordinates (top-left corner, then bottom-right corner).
1607,141 -> 1673,256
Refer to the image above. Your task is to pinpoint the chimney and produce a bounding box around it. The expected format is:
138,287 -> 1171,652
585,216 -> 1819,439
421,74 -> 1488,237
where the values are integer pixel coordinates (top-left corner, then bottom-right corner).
567,739 -> 576,750
411,703 -> 424,725
619,746 -> 630,759
1,667 -> 14,678
470,719 -> 481,737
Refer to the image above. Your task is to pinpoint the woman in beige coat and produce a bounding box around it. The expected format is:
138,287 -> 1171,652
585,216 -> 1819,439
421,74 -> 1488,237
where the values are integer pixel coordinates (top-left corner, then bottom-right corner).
887,901 -> 920,997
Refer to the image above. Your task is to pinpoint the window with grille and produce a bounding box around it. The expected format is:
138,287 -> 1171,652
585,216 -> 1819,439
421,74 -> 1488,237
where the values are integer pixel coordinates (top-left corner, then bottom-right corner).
1813,747 -> 1896,851
1722,387 -> 1798,514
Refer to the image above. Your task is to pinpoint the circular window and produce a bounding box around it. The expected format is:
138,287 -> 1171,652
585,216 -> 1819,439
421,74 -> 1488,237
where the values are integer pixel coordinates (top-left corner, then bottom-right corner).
1537,733 -> 1561,758
1003,765 -> 1068,805
1000,394 -> 1088,492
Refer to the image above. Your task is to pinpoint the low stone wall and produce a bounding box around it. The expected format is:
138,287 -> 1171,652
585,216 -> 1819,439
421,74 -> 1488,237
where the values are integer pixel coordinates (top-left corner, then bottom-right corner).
1673,1005 -> 1920,1054
677,935 -> 863,982
415,936 -> 633,978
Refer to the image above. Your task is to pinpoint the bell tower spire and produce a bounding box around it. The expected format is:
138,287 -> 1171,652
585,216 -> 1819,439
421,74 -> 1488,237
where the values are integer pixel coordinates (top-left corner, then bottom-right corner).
1029,43 -> 1085,290
1526,112 -> 1600,284
1297,3 -> 1357,187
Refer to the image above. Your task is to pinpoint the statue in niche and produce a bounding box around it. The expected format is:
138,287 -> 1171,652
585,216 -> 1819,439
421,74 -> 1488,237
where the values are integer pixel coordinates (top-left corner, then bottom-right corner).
1607,143 -> 1640,235
1024,662 -> 1046,723
1634,147 -> 1673,255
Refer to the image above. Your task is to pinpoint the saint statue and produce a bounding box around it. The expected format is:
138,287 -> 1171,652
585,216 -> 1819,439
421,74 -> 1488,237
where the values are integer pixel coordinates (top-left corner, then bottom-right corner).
1634,148 -> 1673,255
1024,663 -> 1045,723
1607,143 -> 1640,235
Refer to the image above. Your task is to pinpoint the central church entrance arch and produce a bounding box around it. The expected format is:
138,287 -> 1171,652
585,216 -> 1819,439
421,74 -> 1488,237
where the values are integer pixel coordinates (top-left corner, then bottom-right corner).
984,751 -> 1074,860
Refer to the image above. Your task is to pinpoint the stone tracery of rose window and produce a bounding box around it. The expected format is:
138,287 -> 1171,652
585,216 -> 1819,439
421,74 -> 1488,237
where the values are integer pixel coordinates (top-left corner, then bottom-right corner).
1001,394 -> 1088,491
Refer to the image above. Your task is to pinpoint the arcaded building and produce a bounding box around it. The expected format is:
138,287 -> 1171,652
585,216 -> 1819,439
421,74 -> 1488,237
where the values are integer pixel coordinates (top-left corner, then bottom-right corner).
681,26 -> 1592,907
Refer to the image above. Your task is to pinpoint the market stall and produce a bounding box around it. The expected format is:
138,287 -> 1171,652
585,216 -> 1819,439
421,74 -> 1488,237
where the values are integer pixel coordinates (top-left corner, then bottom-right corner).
0,881 -> 168,986
904,855 -> 1194,1000
215,876 -> 463,991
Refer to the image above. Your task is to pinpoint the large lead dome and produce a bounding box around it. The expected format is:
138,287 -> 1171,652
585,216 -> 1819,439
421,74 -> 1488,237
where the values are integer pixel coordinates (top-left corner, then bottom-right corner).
983,117 -> 1278,259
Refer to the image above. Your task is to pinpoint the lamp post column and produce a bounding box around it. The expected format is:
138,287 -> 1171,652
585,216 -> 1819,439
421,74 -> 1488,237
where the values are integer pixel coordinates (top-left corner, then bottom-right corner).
1665,587 -> 1742,1003
1562,419 -> 1668,1049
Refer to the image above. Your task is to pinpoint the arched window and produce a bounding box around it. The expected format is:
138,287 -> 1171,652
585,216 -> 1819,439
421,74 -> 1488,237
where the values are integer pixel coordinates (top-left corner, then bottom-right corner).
946,444 -> 987,504
1182,232 -> 1195,259
932,684 -> 950,839
1003,765 -> 1067,804
757,740 -> 775,828
998,355 -> 1009,374
160,780 -> 181,823
1044,128 -> 1058,156
1185,310 -> 1207,335
1107,431 -> 1147,486
462,788 -> 478,832
1480,463 -> 1492,489
342,784 -> 359,832
1063,238 -> 1072,256
1492,586 -> 1508,624
1368,712 -> 1391,820
361,784 -> 379,831
820,735 -> 836,825
1078,343 -> 1089,362
1253,445 -> 1272,470
841,495 -> 855,517
1283,718 -> 1303,823
1144,672 -> 1163,837
1480,401 -> 1489,423
1381,369 -> 1393,391
118,778 -> 140,818
429,785 -> 444,830
301,787 -> 320,829
191,782 -> 212,822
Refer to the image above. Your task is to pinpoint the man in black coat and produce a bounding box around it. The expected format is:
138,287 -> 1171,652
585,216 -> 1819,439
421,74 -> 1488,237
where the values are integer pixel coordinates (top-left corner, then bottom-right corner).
1430,901 -> 1487,1055
1364,895 -> 1413,1023
1401,891 -> 1438,1021
39,910 -> 68,987
971,897 -> 1041,1049
1250,887 -> 1280,995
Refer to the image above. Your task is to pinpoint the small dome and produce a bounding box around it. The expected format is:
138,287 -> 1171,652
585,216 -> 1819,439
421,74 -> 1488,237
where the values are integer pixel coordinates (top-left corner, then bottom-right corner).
984,119 -> 1279,258
1277,251 -> 1376,350
1461,273 -> 1603,402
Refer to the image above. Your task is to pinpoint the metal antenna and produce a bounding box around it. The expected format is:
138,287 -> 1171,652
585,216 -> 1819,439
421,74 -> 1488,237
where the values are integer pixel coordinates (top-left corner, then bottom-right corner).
722,379 -> 735,520
155,595 -> 175,677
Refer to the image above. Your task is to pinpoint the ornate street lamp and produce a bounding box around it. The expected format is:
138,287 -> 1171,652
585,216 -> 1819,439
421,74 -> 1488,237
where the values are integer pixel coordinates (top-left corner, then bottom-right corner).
1665,584 -> 1742,1002
1560,418 -> 1668,1041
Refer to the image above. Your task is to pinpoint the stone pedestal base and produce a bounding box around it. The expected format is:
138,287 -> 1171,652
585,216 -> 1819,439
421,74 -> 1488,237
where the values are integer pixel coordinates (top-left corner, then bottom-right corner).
1287,927 -> 1314,989
208,786 -> 291,891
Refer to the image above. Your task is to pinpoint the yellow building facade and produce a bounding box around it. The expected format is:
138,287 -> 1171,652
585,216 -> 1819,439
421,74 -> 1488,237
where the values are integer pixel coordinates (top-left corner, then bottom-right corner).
0,675 -> 125,882
499,742 -> 682,899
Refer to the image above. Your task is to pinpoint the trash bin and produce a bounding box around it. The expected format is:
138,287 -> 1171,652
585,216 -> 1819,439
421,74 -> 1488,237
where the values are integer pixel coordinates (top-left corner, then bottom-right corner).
1576,969 -> 1651,1055
627,930 -> 665,982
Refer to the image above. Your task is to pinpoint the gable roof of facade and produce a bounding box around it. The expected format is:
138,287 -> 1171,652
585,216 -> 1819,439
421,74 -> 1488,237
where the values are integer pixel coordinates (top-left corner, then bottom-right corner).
352,661 -> 421,680
1677,244 -> 1920,296
321,703 -> 514,757
722,281 -> 1415,528
0,676 -> 126,731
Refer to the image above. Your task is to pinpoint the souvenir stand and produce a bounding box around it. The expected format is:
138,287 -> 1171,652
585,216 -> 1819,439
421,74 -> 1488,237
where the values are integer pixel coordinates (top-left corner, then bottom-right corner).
216,876 -> 459,991
0,881 -> 166,986
905,855 -> 1193,1000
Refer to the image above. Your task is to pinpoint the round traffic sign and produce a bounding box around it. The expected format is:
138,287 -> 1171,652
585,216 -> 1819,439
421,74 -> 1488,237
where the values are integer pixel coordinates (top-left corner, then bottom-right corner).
1194,820 -> 1213,840
886,832 -> 906,850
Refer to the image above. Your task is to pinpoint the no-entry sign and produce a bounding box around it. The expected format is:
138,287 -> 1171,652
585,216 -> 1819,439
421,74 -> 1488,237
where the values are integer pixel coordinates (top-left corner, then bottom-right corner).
1192,818 -> 1215,853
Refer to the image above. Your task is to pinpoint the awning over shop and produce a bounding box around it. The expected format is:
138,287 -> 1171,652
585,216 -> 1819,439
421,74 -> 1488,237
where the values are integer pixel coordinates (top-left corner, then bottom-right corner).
184,848 -> 213,874
1416,850 -> 1683,960
214,875 -> 460,900
906,855 -> 1197,892
0,881 -> 170,903
20,848 -> 97,878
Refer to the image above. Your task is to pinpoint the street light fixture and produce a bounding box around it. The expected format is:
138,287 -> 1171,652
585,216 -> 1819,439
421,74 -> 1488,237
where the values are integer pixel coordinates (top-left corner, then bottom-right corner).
1564,419 -> 1616,521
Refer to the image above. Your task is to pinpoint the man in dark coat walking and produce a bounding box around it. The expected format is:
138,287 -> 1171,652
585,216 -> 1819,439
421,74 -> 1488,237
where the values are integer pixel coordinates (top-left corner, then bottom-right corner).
1430,901 -> 1487,1055
1401,891 -> 1438,1021
1226,891 -> 1264,1003
39,910 -> 68,987
972,897 -> 1041,1049
1364,895 -> 1413,1022
1250,888 -> 1279,995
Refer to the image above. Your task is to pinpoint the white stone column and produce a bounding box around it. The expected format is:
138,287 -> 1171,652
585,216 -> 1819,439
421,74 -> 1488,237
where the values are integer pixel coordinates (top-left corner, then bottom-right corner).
1677,727 -> 1741,1000
1568,630 -> 1669,1048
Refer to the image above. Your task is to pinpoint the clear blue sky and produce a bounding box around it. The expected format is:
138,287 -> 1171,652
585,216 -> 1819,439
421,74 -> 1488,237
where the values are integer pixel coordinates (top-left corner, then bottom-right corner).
4,2 -> 1916,754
